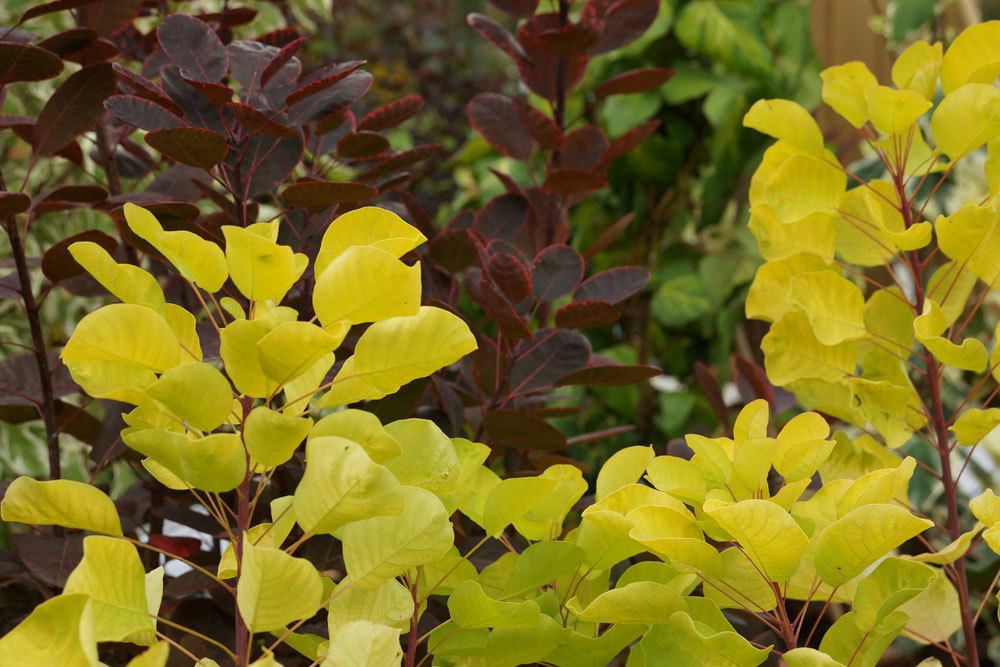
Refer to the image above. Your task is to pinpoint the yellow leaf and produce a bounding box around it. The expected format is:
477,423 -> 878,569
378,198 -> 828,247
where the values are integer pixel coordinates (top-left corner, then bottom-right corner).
342,486 -> 453,589
1,477 -> 122,535
782,648 -> 846,666
833,186 -> 897,267
908,525 -> 983,565
313,246 -> 421,326
848,379 -> 927,448
483,465 -> 586,540
69,241 -> 165,312
257,321 -> 343,388
703,547 -> 778,612
328,578 -> 413,634
282,352 -> 336,415
899,567 -> 962,643
864,85 -> 931,135
237,539 -> 324,632
293,436 -> 404,535
124,430 -> 247,492
939,20 -> 1000,93
322,620 -> 403,667
931,83 -> 1000,160
64,536 -> 155,644
245,406 -> 311,467
971,489 -> 1000,525
449,580 -> 541,628
914,299 -> 987,371
567,581 -> 686,624
222,222 -> 307,302
126,641 -> 170,667
743,99 -> 824,154
746,254 -> 830,322
762,312 -> 856,385
63,304 -> 183,399
814,503 -> 933,586
853,557 -> 935,629
319,306 -> 476,407
936,201 -> 1000,286
219,498 -> 296,579
310,409 -> 402,463
382,419 -> 461,494
315,206 -> 425,277
626,505 -> 723,578
164,303 -> 202,363
788,270 -> 866,345
821,61 -> 878,127
837,457 -> 916,514
703,499 -> 808,582
124,203 -> 227,291
926,263 -> 976,328
645,455 -> 707,504
892,40 -> 942,99
763,154 -> 846,223
0,594 -> 98,666
219,306 -> 297,397
864,288 -> 914,355
748,205 -> 836,262
144,362 -> 233,431
595,445 -> 655,500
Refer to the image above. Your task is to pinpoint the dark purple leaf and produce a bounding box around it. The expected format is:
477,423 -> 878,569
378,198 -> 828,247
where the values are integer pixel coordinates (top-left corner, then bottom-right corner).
20,0 -> 99,23
225,102 -> 295,137
157,14 -> 229,83
226,40 -> 301,108
532,245 -> 584,302
467,93 -> 533,160
145,127 -> 228,169
487,251 -> 532,303
160,65 -> 226,134
337,131 -> 390,159
560,126 -> 608,170
483,409 -> 566,451
281,180 -> 377,211
12,534 -> 83,588
79,0 -> 143,35
239,131 -> 305,197
429,228 -> 479,273
112,63 -> 183,116
147,534 -> 202,559
286,70 -> 373,126
34,63 -> 115,156
357,95 -> 423,132
509,329 -> 591,392
517,14 -> 588,100
575,266 -> 649,303
604,119 -> 660,160
539,22 -> 600,55
596,67 -> 674,98
554,300 -> 620,328
41,229 -> 117,284
514,99 -> 563,151
486,0 -> 538,17
587,0 -> 660,54
0,192 -> 31,219
181,77 -> 233,106
694,361 -> 730,434
543,168 -> 607,195
466,13 -> 528,60
0,42 -> 63,84
37,29 -> 115,65
261,36 -> 306,87
555,364 -> 661,387
32,185 -> 108,214
105,95 -> 184,131
358,144 -> 442,182
0,352 -> 77,409
478,280 -> 532,340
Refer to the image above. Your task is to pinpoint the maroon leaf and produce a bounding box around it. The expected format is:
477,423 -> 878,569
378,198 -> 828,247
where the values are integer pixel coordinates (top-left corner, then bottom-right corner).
483,409 -> 567,451
32,185 -> 108,214
225,102 -> 295,137
112,63 -> 183,115
596,67 -> 674,98
281,180 -> 377,211
105,95 -> 184,131
147,534 -> 202,559
430,228 -> 479,273
532,244 -> 584,303
287,71 -> 374,126
486,0 -> 539,17
560,126 -> 608,170
79,0 -> 143,35
145,127 -> 228,169
694,361 -> 730,434
539,22 -> 600,55
475,194 -> 531,249
42,229 -> 117,284
337,131 -> 391,159
468,93 -> 533,160
255,28 -> 301,48
487,252 -> 532,303
554,300 -> 620,328
357,95 -> 423,132
12,534 -> 84,588
478,280 -> 532,340
517,14 -> 588,100
0,192 -> 31,219
586,0 -> 660,54
543,168 -> 607,195
181,77 -> 233,106
357,144 -> 443,182
466,13 -> 528,60
583,212 -> 634,260
261,36 -> 306,87
514,99 -> 563,151
157,14 -> 229,83
285,61 -> 367,107
575,266 -> 649,303
556,364 -> 661,387
603,119 -> 660,160
735,355 -> 775,407
20,0 -> 99,23
240,132 -> 305,197
38,29 -> 116,65
0,352 -> 77,409
34,62 -> 115,156
509,329 -> 591,392
0,43 -> 63,84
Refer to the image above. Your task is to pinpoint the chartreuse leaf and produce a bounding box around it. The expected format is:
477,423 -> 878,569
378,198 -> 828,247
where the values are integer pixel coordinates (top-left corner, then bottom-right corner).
1,477 -> 122,535
595,445 -> 654,500
898,567 -> 962,643
124,430 -> 246,492
245,406 -> 311,467
283,352 -> 335,415
64,536 -> 155,644
815,504 -> 933,586
383,419 -> 460,494
939,20 -> 1000,93
123,203 -> 226,291
504,541 -> 585,598
313,246 -> 421,326
819,610 -> 909,667
568,581 -> 686,624
310,409 -> 402,463
293,436 -> 403,535
788,270 -> 866,345
342,486 -> 453,589
320,307 -> 476,407
864,85 -> 930,135
0,594 -> 98,665
144,362 -> 233,431
480,614 -> 569,667
931,83 -> 1000,160
328,578 -> 412,634
909,525 -> 983,564
483,465 -> 586,540
70,241 -> 166,312
852,557 -> 935,629
314,206 -> 426,277
914,299 -> 987,371
703,548 -> 777,612
626,505 -> 723,578
703,499 -> 809,582
237,539 -> 323,632
127,642 -> 170,667
971,489 -> 1000,525
748,206 -> 836,262
892,40 -> 942,99
837,457 -> 916,513
948,408 -> 1000,445
832,186 -> 897,267
257,321 -> 344,389
782,648 -> 845,666
847,379 -> 927,448
742,99 -> 824,154
220,306 -> 297,397
820,61 -> 878,127
926,262 -> 975,326
322,620 -> 403,666
773,412 -> 835,482
733,399 -> 768,442
544,625 -> 644,667
219,498 -> 297,579
936,202 -> 1000,286
437,437 -> 491,515
762,312 -> 856,385
448,580 -> 540,628
645,455 -> 707,504
746,254 -> 830,322
632,610 -> 769,666
164,304 -> 202,362
222,222 -> 307,303
763,153 -> 846,223
63,303 -> 183,399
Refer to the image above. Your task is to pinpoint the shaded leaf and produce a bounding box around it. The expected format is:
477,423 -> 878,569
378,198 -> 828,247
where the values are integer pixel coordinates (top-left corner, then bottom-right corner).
41,229 -> 117,284
157,14 -> 229,83
509,329 -> 591,392
0,192 -> 31,219
576,266 -> 649,303
34,63 -> 115,156
467,13 -> 528,60
532,244 -> 584,302
543,168 -> 607,194
0,43 -> 62,84
487,0 -> 538,17
484,409 -> 567,451
337,131 -> 390,159
587,0 -> 660,54
468,93 -> 533,160
105,95 -> 184,131
146,127 -> 228,169
554,300 -> 621,328
596,67 -> 675,98
556,364 -> 660,387
282,180 -> 377,211
357,95 -> 423,132
478,280 -> 532,340
488,251 -> 532,303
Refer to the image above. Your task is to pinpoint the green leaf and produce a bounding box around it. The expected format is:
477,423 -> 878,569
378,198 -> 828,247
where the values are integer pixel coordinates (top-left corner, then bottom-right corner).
651,264 -> 714,327
448,580 -> 541,628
